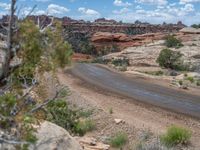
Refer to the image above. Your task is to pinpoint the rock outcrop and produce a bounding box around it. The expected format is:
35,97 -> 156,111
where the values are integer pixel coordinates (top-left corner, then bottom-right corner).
91,32 -> 166,51
35,121 -> 82,150
180,27 -> 200,34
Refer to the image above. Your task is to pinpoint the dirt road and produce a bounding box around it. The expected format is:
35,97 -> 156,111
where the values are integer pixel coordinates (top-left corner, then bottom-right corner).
69,63 -> 200,119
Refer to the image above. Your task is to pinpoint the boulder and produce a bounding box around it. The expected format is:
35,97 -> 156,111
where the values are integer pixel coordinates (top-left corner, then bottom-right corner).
34,121 -> 82,150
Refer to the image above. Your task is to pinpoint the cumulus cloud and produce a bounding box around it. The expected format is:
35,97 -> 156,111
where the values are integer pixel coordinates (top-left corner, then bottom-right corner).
179,0 -> 200,4
109,2 -> 197,25
0,2 -> 10,11
113,8 -> 130,14
47,4 -> 70,15
135,0 -> 168,5
76,7 -> 101,20
78,7 -> 100,15
113,0 -> 132,7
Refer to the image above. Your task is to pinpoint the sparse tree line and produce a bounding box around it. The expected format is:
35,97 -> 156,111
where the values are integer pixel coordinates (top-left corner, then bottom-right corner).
191,24 -> 200,29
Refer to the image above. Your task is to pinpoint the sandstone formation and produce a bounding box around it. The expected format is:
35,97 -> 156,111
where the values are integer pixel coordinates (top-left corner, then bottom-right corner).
180,27 -> 200,34
103,33 -> 200,72
91,32 -> 166,51
34,121 -> 82,150
0,15 -> 186,54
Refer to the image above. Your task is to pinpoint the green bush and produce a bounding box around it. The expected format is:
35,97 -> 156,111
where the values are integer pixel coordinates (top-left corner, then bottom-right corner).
109,132 -> 128,148
145,71 -> 164,76
186,76 -> 194,83
165,35 -> 183,48
156,48 -> 187,71
196,80 -> 200,86
191,24 -> 200,29
74,119 -> 95,136
0,93 -> 16,116
112,58 -> 129,67
160,126 -> 191,147
178,80 -> 183,85
46,99 -> 78,133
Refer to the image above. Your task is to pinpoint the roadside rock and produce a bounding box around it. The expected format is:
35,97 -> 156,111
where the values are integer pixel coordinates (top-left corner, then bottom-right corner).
114,119 -> 124,124
77,137 -> 110,150
35,121 -> 82,150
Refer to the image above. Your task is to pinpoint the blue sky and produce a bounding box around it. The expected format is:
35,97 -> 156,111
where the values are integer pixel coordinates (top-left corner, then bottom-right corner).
0,0 -> 200,25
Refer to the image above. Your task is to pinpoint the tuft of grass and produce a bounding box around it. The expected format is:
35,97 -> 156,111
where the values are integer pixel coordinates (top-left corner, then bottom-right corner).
75,119 -> 95,136
109,132 -> 128,148
78,109 -> 93,118
109,107 -> 113,114
160,126 -> 191,147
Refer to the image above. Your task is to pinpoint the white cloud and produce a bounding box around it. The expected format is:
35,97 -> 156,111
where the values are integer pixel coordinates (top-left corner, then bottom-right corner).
113,0 -> 132,7
47,4 -> 70,15
136,0 -> 168,5
109,2 -> 197,25
113,8 -> 130,14
78,7 -> 100,16
0,2 -> 10,11
76,7 -> 101,20
179,0 -> 200,4
136,5 -> 142,9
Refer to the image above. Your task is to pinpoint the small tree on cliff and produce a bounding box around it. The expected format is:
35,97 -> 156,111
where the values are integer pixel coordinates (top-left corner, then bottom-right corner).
45,21 -> 73,68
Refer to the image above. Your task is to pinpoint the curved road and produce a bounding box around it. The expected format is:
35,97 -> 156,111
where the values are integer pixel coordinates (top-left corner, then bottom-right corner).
69,63 -> 200,119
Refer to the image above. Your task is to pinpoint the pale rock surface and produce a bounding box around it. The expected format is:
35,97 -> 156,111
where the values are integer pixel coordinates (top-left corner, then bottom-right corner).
34,121 -> 82,150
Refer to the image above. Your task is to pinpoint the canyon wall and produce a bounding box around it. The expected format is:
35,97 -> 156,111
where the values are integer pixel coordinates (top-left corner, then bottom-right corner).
0,15 -> 186,54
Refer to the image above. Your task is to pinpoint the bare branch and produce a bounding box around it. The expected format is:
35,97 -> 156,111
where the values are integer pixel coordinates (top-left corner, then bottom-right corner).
29,91 -> 59,114
29,86 -> 68,114
0,138 -> 30,145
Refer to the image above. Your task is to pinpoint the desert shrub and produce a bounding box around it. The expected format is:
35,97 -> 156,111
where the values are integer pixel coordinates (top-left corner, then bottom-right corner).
179,80 -> 183,85
74,119 -> 95,136
78,109 -> 93,118
160,126 -> 191,147
186,76 -> 194,83
92,57 -> 109,64
145,71 -> 164,76
20,115 -> 37,144
109,132 -> 128,148
164,35 -> 183,48
46,99 -> 78,133
156,48 -> 188,71
0,93 -> 16,117
191,24 -> 200,29
196,80 -> 200,86
112,58 -> 129,67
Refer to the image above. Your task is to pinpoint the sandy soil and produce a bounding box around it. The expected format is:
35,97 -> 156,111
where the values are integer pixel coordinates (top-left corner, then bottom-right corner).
57,69 -> 200,150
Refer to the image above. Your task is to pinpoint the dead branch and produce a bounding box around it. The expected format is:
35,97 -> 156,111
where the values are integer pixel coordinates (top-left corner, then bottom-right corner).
0,138 -> 29,145
29,85 -> 67,114
29,91 -> 59,114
